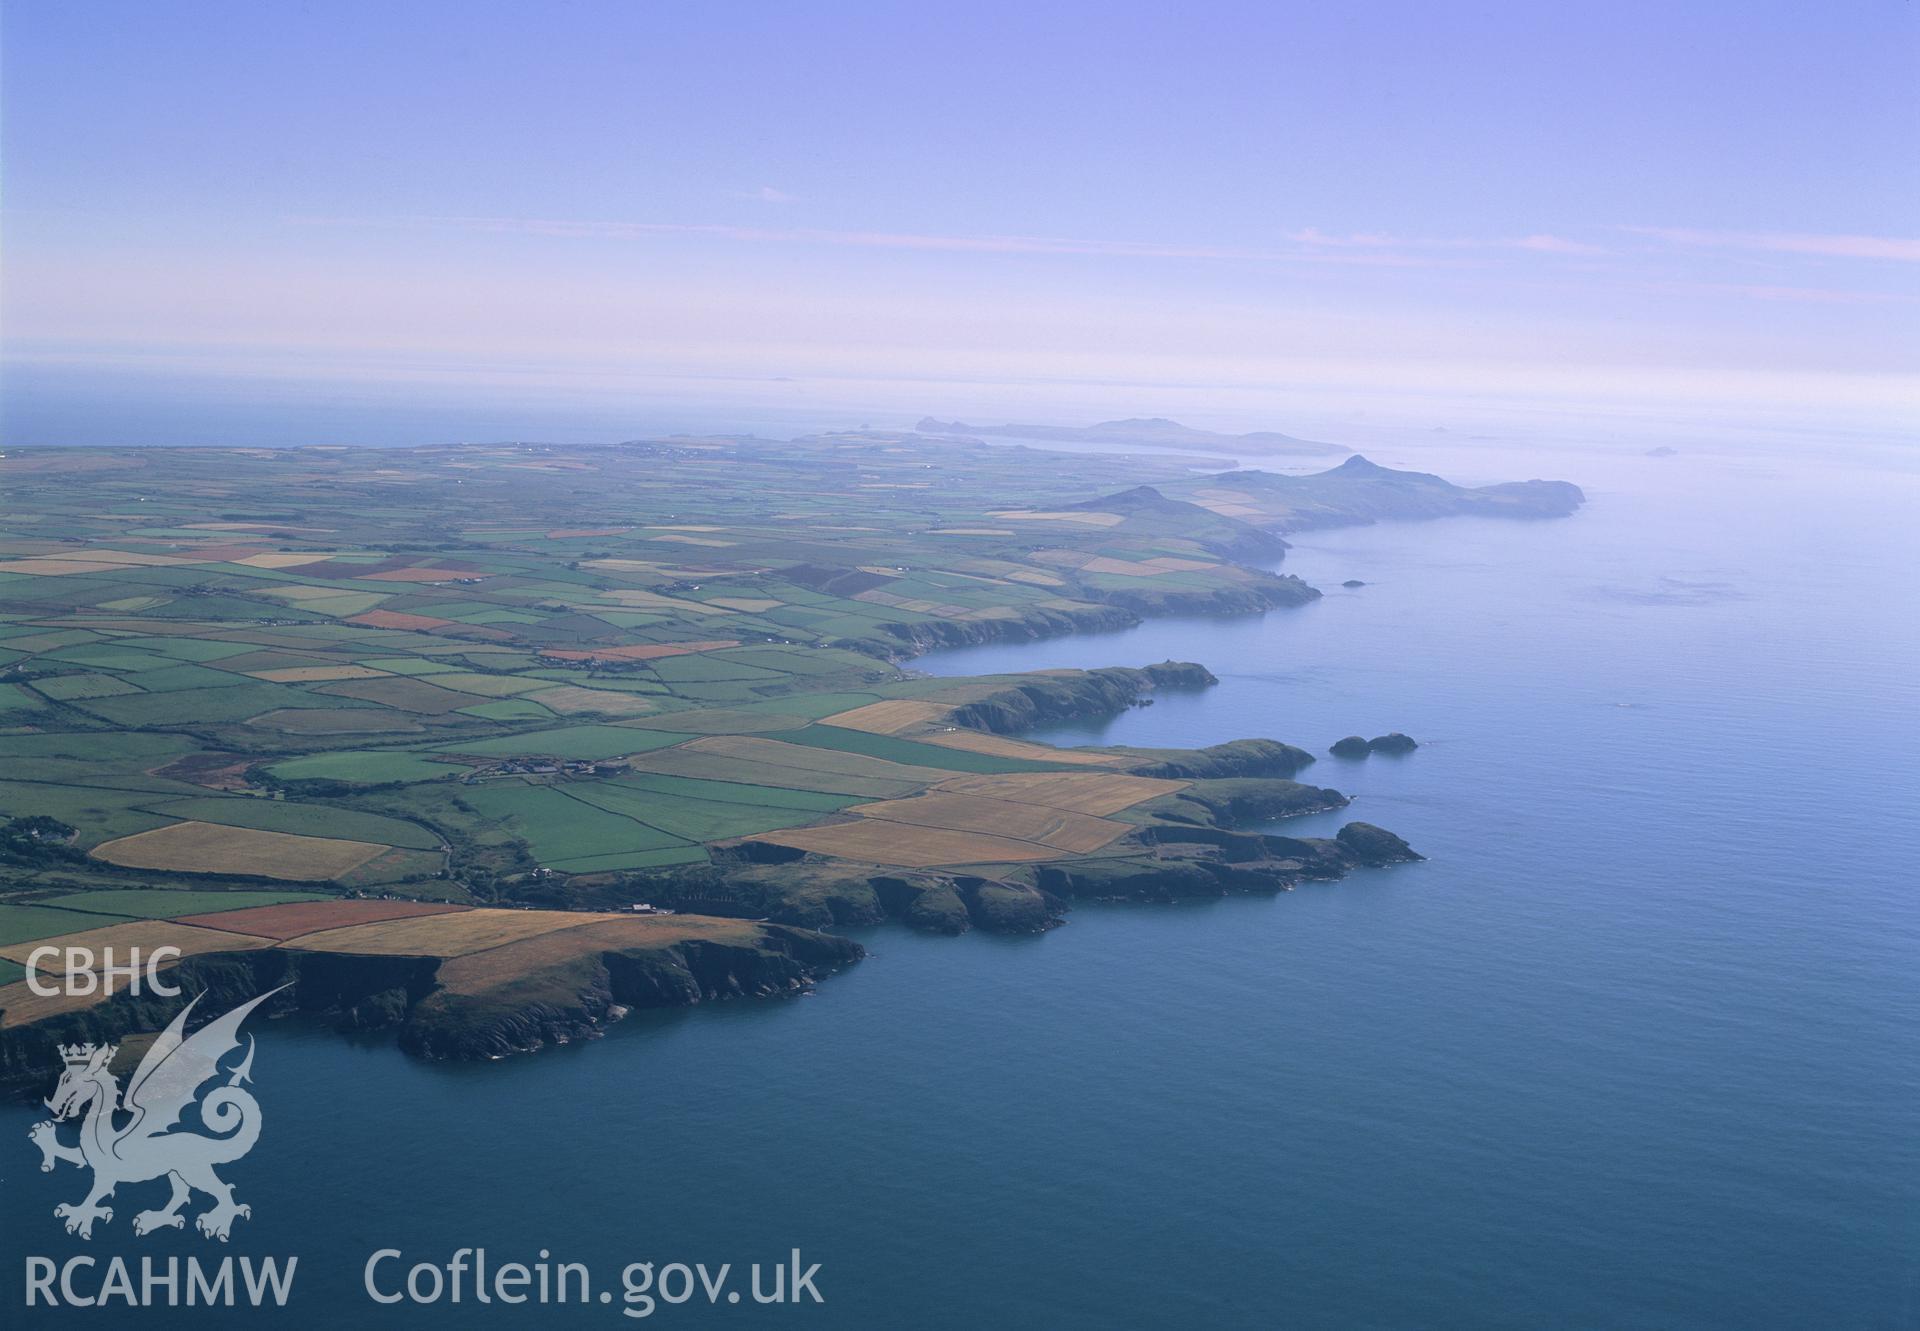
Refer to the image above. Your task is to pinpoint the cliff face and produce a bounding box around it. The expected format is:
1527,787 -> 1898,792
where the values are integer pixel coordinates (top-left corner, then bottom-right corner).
1089,575 -> 1317,618
398,927 -> 863,1061
838,602 -> 1140,659
0,924 -> 864,1086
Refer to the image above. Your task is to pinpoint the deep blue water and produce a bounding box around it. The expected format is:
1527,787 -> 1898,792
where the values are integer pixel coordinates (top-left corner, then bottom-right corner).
1,437 -> 1914,1328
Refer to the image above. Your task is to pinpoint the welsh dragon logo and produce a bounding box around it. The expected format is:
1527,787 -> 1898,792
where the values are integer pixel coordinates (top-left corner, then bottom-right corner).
30,986 -> 286,1242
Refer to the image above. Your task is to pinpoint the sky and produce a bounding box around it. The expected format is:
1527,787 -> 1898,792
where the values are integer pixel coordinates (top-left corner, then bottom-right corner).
2,1 -> 1916,439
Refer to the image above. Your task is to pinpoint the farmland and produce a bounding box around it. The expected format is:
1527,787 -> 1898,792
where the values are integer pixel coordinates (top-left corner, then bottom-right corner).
0,430 -> 1567,1063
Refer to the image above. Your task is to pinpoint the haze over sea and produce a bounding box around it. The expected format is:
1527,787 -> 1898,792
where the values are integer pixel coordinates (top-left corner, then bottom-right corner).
1,415 -> 1913,1328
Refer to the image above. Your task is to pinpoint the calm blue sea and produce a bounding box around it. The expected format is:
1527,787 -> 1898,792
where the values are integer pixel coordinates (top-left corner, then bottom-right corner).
1,433 -> 1914,1328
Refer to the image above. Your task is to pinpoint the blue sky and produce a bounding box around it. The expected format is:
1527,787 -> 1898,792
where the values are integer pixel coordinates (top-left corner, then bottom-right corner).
3,1 -> 1915,426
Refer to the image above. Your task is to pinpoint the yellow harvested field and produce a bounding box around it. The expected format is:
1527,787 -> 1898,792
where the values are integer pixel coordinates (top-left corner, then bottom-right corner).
530,685 -> 657,716
653,534 -> 735,547
850,792 -> 1130,853
248,665 -> 391,682
932,771 -> 1187,815
432,916 -> 764,995
987,510 -> 1126,527
753,820 -> 1060,867
1,922 -> 273,1026
920,730 -> 1126,766
625,748 -> 921,798
288,908 -> 632,958
91,821 -> 389,881
927,528 -> 1016,536
0,918 -> 274,968
1005,569 -> 1067,586
687,734 -> 956,783
818,700 -> 952,735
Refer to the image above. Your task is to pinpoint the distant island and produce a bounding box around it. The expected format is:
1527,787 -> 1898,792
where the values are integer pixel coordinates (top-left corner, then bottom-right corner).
0,431 -> 1581,1071
917,415 -> 1350,457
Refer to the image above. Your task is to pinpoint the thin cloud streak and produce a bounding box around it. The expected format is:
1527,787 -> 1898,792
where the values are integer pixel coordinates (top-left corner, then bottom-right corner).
304,214 -> 1910,276
1622,226 -> 1920,262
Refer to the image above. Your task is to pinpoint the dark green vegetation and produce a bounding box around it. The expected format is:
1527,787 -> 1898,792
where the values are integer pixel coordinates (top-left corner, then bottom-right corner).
0,432 -> 1575,1062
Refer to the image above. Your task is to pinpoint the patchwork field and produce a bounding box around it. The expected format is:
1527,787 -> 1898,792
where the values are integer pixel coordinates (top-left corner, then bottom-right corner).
0,917 -> 275,970
754,819 -> 1062,867
91,822 -> 392,880
847,792 -> 1132,854
176,898 -> 470,940
929,771 -> 1187,815
0,432 -> 1475,997
288,907 -> 633,957
37,888 -> 329,918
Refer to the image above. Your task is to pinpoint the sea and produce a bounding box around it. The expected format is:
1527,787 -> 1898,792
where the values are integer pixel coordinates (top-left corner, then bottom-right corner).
0,407 -> 1914,1328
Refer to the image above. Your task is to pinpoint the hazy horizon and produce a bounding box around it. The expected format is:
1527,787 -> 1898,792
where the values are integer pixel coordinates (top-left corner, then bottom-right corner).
4,1 -> 1916,442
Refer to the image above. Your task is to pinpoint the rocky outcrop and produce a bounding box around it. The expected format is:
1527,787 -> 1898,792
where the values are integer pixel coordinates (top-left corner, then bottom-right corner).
398,927 -> 863,1061
1369,732 -> 1418,754
1037,818 -> 1421,903
1330,735 -> 1371,758
834,602 -> 1139,659
945,662 -> 1216,735
1088,576 -> 1317,617
1335,822 -> 1422,865
1139,778 -> 1349,826
1127,737 -> 1317,779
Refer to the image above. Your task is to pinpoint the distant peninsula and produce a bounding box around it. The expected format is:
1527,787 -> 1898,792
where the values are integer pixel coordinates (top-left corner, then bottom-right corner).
917,415 -> 1350,457
0,429 -> 1580,1071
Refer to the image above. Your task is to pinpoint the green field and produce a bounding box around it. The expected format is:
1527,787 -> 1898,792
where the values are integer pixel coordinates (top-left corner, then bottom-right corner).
780,725 -> 1072,775
36,889 -> 330,919
268,750 -> 463,785
0,902 -> 137,945
440,725 -> 689,761
458,783 -> 695,866
139,796 -> 443,848
561,781 -> 826,843
0,432 -> 1477,901
30,673 -> 145,701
